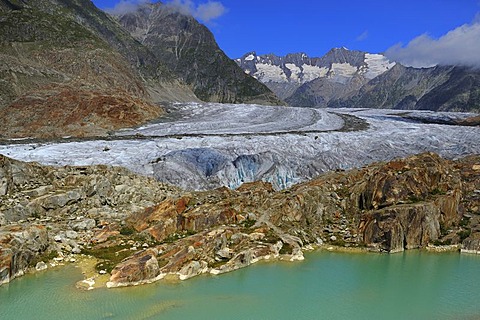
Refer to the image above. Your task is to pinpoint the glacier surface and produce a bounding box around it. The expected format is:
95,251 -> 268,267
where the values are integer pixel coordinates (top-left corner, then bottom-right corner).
0,103 -> 479,191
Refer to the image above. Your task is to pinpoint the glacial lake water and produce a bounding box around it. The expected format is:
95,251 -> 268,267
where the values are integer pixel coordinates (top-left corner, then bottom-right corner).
1,251 -> 480,320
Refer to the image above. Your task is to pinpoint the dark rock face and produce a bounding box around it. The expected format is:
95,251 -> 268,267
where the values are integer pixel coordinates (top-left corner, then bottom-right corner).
294,64 -> 480,112
116,3 -> 282,105
415,67 -> 480,112
285,75 -> 365,107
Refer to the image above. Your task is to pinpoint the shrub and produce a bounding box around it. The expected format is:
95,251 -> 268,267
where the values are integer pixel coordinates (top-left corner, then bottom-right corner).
457,229 -> 471,242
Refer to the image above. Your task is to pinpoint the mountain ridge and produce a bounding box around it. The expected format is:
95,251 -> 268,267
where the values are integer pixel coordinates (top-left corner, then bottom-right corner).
115,2 -> 282,105
236,48 -> 480,112
235,48 -> 395,102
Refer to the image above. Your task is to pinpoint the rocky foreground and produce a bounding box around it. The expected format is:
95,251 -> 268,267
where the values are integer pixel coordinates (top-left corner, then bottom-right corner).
1,152 -> 479,288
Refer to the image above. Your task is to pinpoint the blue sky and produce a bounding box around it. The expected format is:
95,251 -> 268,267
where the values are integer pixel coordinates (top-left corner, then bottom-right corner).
93,0 -> 480,64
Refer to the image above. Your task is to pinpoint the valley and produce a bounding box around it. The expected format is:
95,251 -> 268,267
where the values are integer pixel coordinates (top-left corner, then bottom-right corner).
1,104 -> 478,190
0,0 -> 479,308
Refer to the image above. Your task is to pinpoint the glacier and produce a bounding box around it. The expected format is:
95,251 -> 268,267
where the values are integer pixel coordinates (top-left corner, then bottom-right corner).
0,103 -> 479,191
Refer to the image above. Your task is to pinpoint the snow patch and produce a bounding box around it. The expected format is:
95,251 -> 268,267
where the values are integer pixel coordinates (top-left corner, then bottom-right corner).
245,54 -> 255,61
364,54 -> 396,79
301,64 -> 328,82
254,63 -> 288,83
285,63 -> 301,82
329,63 -> 358,84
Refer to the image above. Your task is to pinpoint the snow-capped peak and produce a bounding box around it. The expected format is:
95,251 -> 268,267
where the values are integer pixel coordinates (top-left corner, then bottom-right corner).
235,49 -> 395,85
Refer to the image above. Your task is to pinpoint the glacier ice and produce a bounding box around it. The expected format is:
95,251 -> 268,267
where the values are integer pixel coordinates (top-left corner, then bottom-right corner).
0,103 -> 478,191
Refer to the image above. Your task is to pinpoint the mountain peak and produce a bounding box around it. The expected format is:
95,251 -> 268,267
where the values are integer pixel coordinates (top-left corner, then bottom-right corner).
235,48 -> 396,102
116,4 -> 282,105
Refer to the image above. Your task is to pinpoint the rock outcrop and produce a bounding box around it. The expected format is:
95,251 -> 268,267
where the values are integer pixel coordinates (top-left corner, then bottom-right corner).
0,225 -> 49,285
107,248 -> 162,288
1,152 -> 479,287
0,153 -> 179,284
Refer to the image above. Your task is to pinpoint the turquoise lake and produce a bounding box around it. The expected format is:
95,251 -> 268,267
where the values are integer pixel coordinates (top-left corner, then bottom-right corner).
1,251 -> 480,320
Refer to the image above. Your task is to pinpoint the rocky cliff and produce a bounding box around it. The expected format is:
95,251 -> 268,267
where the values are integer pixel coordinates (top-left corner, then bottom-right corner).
1,152 -> 479,287
116,2 -> 282,105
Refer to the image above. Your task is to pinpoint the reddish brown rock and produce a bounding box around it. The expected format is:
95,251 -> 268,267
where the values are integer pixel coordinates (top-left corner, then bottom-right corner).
107,249 -> 161,288
0,225 -> 49,285
0,87 -> 163,139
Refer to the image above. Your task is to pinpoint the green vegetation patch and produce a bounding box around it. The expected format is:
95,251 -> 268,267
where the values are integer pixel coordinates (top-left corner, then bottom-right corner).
240,218 -> 256,229
279,243 -> 293,255
82,244 -> 132,273
457,229 -> 472,242
29,250 -> 58,267
433,238 -> 452,246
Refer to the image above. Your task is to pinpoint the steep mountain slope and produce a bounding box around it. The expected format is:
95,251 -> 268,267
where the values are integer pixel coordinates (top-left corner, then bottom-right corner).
415,66 -> 480,112
332,64 -> 480,112
327,64 -> 453,109
0,0 -> 197,138
236,48 -> 395,102
116,2 -> 282,105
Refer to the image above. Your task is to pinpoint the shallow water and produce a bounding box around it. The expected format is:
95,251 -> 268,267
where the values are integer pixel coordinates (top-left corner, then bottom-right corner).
1,251 -> 480,320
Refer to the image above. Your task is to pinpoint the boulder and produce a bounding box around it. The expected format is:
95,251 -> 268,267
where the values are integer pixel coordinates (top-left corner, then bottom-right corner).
107,249 -> 162,288
65,230 -> 78,239
35,261 -> 48,271
178,260 -> 208,280
40,190 -> 82,210
71,219 -> 96,231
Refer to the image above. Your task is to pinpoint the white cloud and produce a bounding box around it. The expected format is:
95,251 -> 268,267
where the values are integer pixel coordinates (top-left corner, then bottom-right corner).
196,2 -> 226,22
385,17 -> 480,68
166,0 -> 227,23
356,30 -> 368,42
105,0 -> 151,15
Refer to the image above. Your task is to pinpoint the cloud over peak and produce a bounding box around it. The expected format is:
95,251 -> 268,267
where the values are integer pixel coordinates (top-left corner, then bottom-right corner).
106,0 -> 151,15
105,0 -> 227,23
165,0 -> 227,23
385,17 -> 480,68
